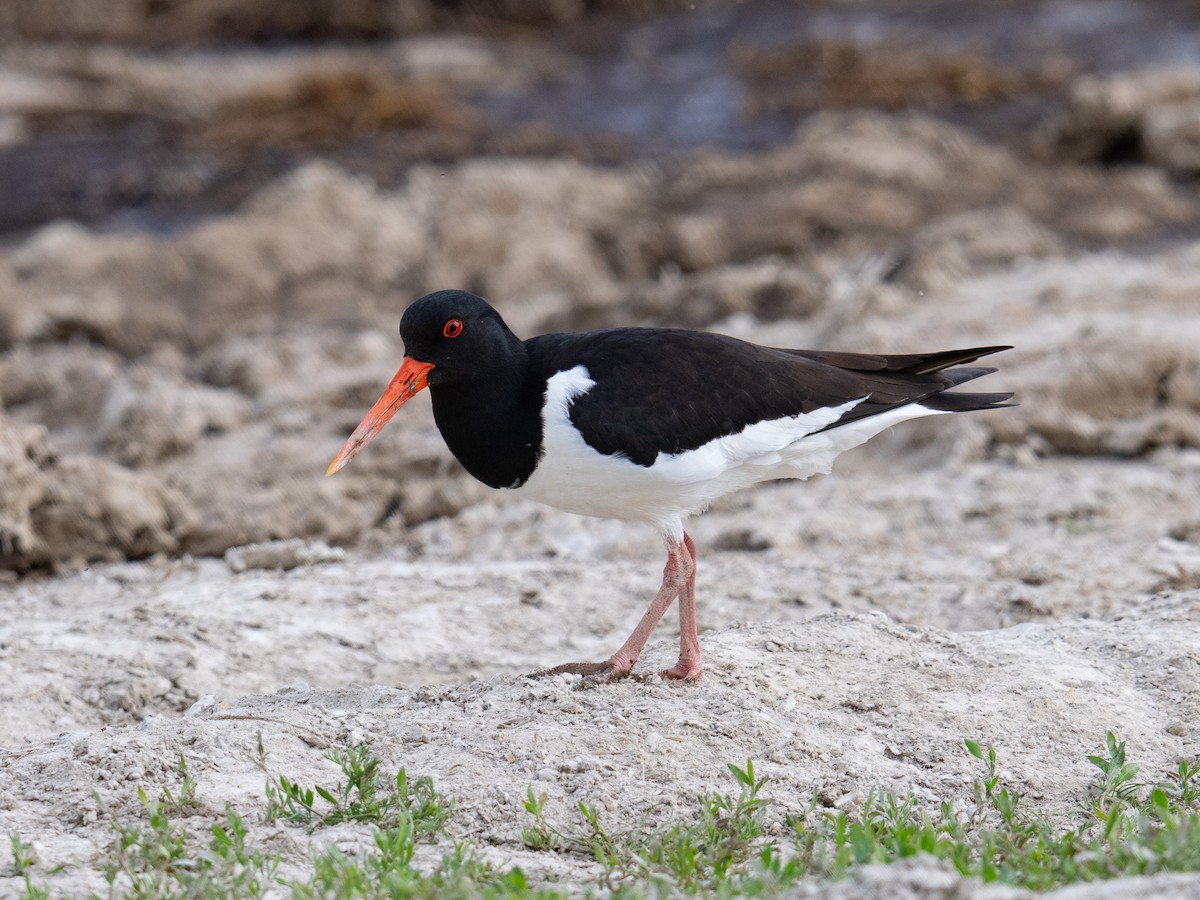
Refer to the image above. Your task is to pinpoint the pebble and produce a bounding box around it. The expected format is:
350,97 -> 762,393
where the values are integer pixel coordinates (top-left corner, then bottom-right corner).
224,539 -> 346,573
186,694 -> 219,717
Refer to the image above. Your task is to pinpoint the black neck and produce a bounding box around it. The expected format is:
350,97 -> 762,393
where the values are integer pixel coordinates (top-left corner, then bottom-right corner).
429,354 -> 544,489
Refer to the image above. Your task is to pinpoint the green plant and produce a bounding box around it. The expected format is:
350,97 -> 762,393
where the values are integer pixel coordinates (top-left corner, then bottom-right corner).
159,756 -> 200,816
521,788 -> 560,851
16,737 -> 1200,898
296,818 -> 562,899
98,768 -> 279,899
515,739 -> 1200,895
636,760 -> 771,890
101,786 -> 191,897
780,733 -> 1200,890
263,745 -> 450,835
8,834 -> 49,900
9,833 -> 36,876
520,759 -> 781,894
1088,731 -> 1140,801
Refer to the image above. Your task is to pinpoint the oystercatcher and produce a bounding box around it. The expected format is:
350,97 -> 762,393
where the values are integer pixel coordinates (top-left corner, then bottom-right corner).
328,290 -> 1011,680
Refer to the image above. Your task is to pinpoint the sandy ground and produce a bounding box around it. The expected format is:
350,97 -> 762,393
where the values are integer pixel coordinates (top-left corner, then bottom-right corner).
4,5 -> 1200,895
2,520 -> 1199,896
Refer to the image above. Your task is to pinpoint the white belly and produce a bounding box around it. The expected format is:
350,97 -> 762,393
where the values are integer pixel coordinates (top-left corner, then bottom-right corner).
511,366 -> 946,541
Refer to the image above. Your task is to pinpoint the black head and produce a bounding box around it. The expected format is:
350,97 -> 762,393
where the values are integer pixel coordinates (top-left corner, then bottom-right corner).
399,290 -> 522,386
326,289 -> 526,476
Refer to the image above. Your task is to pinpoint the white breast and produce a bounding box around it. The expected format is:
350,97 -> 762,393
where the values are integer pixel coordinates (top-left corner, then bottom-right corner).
511,365 -> 946,541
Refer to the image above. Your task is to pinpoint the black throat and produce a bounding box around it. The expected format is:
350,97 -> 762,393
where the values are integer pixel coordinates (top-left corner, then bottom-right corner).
428,357 -> 544,490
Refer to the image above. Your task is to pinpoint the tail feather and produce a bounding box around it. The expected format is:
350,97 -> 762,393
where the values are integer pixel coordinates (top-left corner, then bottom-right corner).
789,345 -> 1011,375
921,391 -> 1016,413
810,346 -> 1015,433
940,365 -> 998,388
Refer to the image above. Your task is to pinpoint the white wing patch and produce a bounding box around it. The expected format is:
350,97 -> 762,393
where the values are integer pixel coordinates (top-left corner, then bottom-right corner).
512,364 -> 946,540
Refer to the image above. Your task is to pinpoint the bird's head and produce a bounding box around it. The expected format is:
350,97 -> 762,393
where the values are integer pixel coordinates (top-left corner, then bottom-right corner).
326,289 -> 517,476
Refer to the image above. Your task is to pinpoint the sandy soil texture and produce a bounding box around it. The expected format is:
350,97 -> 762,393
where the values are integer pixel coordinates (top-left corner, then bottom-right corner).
3,3 -> 1200,895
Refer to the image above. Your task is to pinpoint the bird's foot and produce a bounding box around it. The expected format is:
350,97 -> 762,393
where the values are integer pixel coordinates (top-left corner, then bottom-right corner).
658,658 -> 702,681
529,659 -> 634,680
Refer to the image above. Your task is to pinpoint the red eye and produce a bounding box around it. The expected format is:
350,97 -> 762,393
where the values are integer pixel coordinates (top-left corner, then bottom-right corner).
442,318 -> 464,338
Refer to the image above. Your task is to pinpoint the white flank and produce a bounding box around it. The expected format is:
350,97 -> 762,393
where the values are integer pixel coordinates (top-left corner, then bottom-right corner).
513,365 -> 947,540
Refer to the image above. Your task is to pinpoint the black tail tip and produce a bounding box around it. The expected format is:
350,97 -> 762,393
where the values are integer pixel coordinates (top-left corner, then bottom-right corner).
922,391 -> 1016,413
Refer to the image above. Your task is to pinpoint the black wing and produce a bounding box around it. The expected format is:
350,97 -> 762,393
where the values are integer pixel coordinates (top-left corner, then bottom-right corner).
525,329 -> 1011,467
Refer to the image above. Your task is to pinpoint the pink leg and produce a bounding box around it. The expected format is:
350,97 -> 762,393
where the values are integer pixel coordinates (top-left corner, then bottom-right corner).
608,533 -> 694,674
536,533 -> 696,679
660,532 -> 702,680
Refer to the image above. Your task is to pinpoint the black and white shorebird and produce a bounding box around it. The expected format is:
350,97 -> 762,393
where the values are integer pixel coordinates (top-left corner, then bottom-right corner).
328,289 -> 1011,680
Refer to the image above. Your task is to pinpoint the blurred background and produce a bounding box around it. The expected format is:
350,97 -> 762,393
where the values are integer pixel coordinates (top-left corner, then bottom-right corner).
3,0 -> 1200,575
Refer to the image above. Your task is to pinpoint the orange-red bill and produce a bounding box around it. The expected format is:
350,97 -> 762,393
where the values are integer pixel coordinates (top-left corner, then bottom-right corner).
326,357 -> 435,476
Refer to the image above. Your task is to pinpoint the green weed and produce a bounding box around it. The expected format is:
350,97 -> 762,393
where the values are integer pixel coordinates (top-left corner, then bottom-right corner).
778,732 -> 1200,890
99,787 -> 278,899
520,788 -> 560,852
158,757 -> 200,816
9,833 -> 37,877
297,819 -> 564,900
520,759 -> 780,894
8,833 -> 49,899
517,738 -> 1200,895
262,744 -> 451,836
12,734 -> 1200,898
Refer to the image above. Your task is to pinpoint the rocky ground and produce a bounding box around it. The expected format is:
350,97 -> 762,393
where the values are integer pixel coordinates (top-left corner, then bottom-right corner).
2,1 -> 1200,896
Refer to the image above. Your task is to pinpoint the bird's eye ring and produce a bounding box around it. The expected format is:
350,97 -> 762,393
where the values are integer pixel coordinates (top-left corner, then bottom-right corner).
442,318 -> 464,338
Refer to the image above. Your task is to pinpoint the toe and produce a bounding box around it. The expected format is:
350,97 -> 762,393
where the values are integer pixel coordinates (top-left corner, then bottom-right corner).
659,661 -> 702,681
